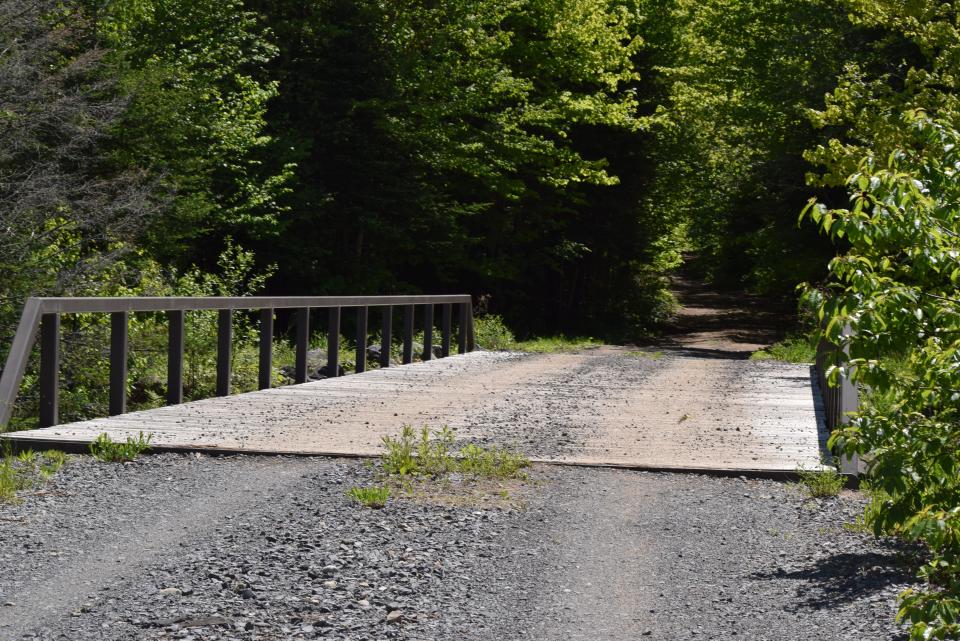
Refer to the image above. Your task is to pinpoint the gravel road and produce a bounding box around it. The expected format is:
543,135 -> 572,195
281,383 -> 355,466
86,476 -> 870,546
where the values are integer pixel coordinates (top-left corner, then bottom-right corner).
0,280 -> 917,640
0,453 -> 916,641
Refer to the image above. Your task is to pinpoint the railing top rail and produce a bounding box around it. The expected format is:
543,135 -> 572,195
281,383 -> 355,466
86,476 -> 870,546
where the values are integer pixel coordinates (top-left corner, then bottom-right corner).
28,294 -> 472,314
0,294 -> 473,428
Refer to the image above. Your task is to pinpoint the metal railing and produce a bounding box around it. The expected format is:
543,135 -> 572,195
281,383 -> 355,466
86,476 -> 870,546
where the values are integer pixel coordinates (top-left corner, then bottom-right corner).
0,295 -> 475,429
815,326 -> 860,477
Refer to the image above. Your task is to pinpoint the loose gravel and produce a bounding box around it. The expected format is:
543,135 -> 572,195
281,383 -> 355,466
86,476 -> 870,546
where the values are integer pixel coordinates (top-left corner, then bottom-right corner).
0,453 -> 918,641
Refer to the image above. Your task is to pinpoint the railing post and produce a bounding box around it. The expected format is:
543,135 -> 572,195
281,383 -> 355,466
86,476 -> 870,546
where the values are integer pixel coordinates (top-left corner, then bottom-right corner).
458,302 -> 469,354
259,308 -> 273,390
380,306 -> 392,368
216,309 -> 232,397
441,304 -> 452,357
295,307 -> 310,384
38,313 -> 60,427
109,311 -> 128,416
167,310 -> 185,405
467,304 -> 475,351
328,307 -> 341,377
355,306 -> 368,373
402,304 -> 414,364
422,304 -> 434,361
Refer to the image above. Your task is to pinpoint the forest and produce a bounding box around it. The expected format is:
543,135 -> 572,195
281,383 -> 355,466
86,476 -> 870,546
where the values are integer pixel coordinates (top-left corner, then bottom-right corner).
2,0 -> 960,637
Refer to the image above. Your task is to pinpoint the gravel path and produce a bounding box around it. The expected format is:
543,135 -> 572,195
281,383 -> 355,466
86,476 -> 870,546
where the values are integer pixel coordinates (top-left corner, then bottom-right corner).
0,454 -> 915,640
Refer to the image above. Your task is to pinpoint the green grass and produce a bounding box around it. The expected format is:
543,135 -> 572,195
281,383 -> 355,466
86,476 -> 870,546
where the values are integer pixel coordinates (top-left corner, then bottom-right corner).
347,485 -> 391,508
750,334 -> 817,363
512,336 -> 603,353
626,350 -> 663,360
0,447 -> 70,503
472,314 -> 602,353
795,463 -> 846,498
88,432 -> 152,462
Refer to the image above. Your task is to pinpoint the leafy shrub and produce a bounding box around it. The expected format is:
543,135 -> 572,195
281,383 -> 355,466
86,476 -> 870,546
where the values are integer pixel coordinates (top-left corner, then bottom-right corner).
473,315 -> 516,350
88,432 -> 152,462
806,115 -> 960,639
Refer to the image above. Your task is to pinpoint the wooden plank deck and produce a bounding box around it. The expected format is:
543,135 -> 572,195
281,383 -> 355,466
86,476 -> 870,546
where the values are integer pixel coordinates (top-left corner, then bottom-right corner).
0,348 -> 828,473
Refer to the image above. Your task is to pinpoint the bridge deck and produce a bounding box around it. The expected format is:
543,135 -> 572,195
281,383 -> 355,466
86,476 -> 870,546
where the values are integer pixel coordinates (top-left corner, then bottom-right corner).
0,347 -> 827,473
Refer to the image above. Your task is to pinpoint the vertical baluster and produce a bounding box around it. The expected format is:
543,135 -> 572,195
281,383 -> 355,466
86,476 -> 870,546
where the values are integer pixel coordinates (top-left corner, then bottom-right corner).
466,304 -> 476,352
458,303 -> 469,354
422,305 -> 434,361
216,309 -> 232,397
38,313 -> 60,427
295,307 -> 310,384
355,306 -> 368,373
380,306 -> 392,368
441,304 -> 452,357
402,304 -> 414,364
259,308 -> 273,390
327,307 -> 341,377
109,311 -> 128,416
167,310 -> 185,405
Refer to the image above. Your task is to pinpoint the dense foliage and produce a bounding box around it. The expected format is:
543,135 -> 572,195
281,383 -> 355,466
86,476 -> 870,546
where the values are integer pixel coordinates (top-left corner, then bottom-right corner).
805,3 -> 960,637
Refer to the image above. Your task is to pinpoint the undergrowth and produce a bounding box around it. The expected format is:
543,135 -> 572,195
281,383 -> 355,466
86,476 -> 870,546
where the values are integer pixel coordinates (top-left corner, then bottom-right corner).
473,315 -> 602,353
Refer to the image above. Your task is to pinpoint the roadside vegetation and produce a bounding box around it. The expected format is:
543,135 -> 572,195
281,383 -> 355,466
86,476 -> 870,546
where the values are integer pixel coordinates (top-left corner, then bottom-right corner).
88,432 -> 152,463
473,315 -> 602,354
348,425 -> 531,509
750,334 -> 818,364
794,464 -> 846,499
0,448 -> 69,503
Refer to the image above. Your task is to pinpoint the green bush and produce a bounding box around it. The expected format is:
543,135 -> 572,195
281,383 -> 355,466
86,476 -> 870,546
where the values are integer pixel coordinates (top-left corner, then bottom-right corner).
795,464 -> 846,498
807,115 -> 960,640
473,315 -> 516,350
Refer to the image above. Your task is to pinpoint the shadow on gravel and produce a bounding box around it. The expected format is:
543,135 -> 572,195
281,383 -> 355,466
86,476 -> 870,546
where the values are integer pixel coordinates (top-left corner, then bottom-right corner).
658,346 -> 752,360
752,549 -> 919,612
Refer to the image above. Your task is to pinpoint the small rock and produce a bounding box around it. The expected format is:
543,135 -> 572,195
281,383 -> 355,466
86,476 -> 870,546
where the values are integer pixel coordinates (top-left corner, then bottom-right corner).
386,610 -> 403,624
158,588 -> 182,598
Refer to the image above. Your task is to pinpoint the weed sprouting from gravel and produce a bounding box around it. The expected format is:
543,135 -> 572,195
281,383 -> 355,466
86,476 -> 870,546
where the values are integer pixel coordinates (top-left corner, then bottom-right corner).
459,443 -> 530,479
381,425 -> 529,480
795,463 -> 846,498
376,425 -> 531,506
347,485 -> 391,508
89,432 -> 152,462
0,447 -> 70,503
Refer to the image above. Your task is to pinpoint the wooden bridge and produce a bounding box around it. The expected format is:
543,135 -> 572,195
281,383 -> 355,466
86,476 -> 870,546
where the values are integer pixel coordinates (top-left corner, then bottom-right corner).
0,294 -> 839,475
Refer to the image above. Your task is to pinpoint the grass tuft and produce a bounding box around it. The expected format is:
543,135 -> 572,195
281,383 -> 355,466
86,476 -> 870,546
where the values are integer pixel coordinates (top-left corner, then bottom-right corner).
88,432 -> 152,462
512,336 -> 603,353
750,334 -> 817,363
0,447 -> 70,503
795,463 -> 846,498
347,485 -> 391,508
